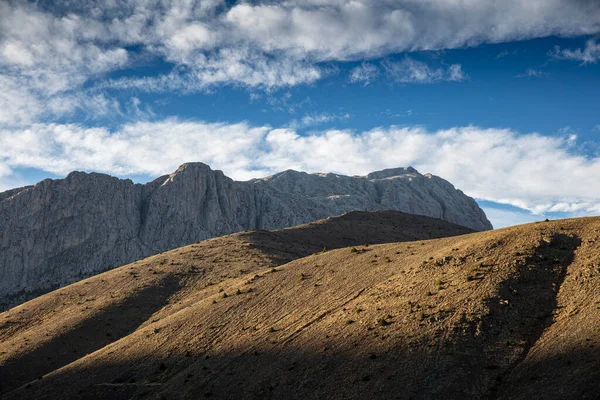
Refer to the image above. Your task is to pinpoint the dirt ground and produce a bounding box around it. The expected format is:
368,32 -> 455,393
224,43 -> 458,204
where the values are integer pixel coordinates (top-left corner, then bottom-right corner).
1,211 -> 598,399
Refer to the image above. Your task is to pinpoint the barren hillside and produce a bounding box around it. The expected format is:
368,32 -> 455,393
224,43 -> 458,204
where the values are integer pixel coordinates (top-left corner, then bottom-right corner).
1,212 -> 599,399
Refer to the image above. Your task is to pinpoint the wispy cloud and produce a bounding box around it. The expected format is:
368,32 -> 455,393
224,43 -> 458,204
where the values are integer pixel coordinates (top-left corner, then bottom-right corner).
349,63 -> 379,85
100,52 -> 324,92
496,50 -> 510,59
382,58 -> 466,84
515,68 -> 547,78
263,93 -> 312,114
350,58 -> 465,86
551,38 -> 600,64
287,112 -> 351,129
496,49 -> 524,59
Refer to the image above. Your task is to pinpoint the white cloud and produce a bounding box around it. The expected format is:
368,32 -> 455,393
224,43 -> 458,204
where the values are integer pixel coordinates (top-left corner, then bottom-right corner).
447,64 -> 467,81
264,93 -> 312,114
97,50 -> 325,92
551,38 -> 600,64
349,63 -> 380,85
288,112 -> 350,129
219,1 -> 600,60
0,2 -> 131,126
0,76 -> 43,126
3,120 -> 600,217
515,68 -> 547,78
0,0 -> 598,116
382,58 -> 466,83
0,120 -> 270,180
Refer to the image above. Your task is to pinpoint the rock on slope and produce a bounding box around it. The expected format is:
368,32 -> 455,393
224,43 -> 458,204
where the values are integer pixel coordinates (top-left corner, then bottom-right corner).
0,163 -> 491,308
1,213 -> 599,399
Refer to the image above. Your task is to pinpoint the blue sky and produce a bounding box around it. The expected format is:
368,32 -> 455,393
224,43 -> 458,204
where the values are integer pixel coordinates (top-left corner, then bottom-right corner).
1,0 -> 600,228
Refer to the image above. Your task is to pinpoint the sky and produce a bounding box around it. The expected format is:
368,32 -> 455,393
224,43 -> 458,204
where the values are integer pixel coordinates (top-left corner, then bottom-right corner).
1,0 -> 600,228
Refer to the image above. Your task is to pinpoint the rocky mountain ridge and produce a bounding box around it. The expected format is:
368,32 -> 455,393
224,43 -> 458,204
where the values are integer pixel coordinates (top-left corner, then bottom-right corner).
0,162 -> 491,308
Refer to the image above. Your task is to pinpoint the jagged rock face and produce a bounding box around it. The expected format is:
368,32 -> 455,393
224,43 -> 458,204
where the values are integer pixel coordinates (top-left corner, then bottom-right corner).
0,163 -> 491,308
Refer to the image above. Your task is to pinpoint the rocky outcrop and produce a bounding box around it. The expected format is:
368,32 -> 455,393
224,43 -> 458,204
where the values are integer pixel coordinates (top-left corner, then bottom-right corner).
0,163 -> 491,308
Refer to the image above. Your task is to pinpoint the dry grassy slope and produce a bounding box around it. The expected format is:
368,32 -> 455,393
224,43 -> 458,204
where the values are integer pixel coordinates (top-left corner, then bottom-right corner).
2,216 -> 599,399
0,210 -> 474,397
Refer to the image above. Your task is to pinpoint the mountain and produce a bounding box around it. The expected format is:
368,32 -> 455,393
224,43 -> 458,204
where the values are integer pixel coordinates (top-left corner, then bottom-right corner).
0,163 -> 491,309
1,212 -> 598,399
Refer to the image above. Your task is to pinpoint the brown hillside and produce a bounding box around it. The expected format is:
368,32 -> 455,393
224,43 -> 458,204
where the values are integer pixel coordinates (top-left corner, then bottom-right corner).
2,213 -> 599,399
0,210 -> 472,397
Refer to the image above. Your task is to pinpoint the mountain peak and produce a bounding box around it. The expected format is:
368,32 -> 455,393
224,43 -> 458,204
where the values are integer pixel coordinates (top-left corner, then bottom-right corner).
366,166 -> 420,180
162,162 -> 221,185
172,162 -> 214,174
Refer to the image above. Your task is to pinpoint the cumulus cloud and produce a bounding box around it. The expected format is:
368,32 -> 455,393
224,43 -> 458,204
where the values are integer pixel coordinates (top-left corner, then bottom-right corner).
3,120 -> 600,216
0,1 -> 130,125
217,0 -> 600,60
0,0 -> 598,120
551,38 -> 600,64
0,120 -> 270,180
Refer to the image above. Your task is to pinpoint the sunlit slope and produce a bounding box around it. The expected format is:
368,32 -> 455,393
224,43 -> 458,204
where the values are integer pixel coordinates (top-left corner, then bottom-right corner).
0,210 -> 473,397
2,215 -> 599,399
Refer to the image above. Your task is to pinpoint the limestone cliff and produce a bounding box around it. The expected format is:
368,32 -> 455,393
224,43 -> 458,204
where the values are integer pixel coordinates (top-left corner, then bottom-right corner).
0,163 -> 491,308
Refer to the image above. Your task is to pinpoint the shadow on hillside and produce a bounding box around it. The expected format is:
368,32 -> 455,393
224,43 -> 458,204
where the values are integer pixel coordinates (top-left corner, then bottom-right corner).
0,274 -> 180,395
440,233 -> 582,398
240,211 -> 475,263
5,340 -> 599,400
